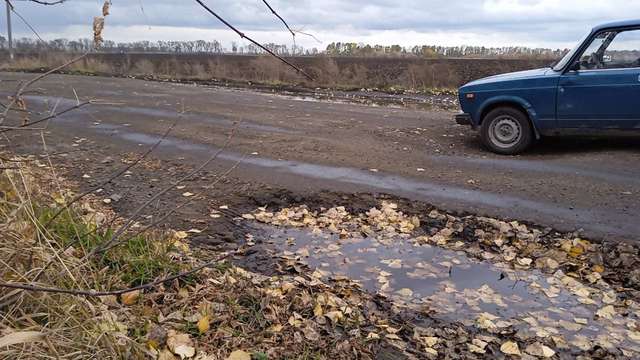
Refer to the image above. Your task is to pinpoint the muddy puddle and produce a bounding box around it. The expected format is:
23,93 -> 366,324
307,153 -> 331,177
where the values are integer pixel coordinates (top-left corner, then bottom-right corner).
253,223 -> 640,355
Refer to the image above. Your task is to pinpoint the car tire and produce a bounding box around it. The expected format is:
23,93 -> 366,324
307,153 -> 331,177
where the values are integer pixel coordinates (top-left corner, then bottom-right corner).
480,107 -> 533,155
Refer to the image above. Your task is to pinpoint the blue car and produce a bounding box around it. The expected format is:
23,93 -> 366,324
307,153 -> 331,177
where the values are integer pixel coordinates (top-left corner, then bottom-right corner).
456,19 -> 640,154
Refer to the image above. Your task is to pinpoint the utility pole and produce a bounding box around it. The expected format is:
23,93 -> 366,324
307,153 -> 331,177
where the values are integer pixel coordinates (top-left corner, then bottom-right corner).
5,0 -> 13,60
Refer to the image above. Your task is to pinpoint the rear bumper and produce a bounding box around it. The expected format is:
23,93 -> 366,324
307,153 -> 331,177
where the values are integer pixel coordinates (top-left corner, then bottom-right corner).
455,113 -> 473,126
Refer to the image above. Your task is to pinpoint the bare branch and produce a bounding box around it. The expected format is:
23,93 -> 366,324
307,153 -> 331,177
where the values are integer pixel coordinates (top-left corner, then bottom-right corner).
24,0 -> 67,5
193,0 -> 313,81
90,122 -> 242,257
42,122 -> 177,228
261,0 -> 295,38
0,52 -> 89,124
0,101 -> 92,134
6,0 -> 46,43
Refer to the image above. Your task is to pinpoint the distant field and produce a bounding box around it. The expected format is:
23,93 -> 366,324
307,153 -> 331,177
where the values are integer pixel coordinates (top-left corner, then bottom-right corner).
1,52 -> 551,91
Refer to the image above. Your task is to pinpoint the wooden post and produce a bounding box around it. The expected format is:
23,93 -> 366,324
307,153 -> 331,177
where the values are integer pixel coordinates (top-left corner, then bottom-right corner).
5,1 -> 13,60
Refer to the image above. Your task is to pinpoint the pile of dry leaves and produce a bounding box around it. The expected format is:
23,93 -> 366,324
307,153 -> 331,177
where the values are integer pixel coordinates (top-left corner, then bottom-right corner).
243,200 -> 640,358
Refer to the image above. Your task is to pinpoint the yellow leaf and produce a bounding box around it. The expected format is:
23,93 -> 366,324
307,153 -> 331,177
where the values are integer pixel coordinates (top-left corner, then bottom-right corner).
366,332 -> 380,340
422,336 -> 439,347
120,290 -> 141,306
174,231 -> 189,240
569,245 -> 584,257
500,341 -> 521,356
197,316 -> 210,334
314,303 -> 323,317
227,350 -> 251,360
597,305 -> 616,320
593,265 -> 605,273
325,311 -> 344,324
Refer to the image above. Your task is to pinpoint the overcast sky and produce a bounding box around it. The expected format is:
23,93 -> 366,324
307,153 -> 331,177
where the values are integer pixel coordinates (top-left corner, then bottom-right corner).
3,0 -> 640,50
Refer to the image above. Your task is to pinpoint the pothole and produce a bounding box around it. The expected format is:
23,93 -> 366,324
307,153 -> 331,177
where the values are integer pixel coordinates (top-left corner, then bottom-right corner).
242,202 -> 640,357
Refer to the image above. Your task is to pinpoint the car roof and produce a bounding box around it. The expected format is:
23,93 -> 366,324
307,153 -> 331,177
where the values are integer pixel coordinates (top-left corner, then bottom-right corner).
593,19 -> 640,32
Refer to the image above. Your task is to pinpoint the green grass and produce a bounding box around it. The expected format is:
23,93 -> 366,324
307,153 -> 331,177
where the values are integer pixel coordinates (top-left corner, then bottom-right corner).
36,205 -> 183,287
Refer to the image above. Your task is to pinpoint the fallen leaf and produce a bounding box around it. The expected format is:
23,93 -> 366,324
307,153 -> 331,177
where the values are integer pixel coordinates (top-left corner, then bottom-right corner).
500,341 -> 521,356
366,332 -> 380,340
174,231 -> 189,239
120,290 -> 141,306
226,350 -> 251,360
325,311 -> 344,324
525,343 -> 556,358
422,336 -> 439,347
597,305 -> 616,320
386,333 -> 401,340
303,326 -> 320,341
424,347 -> 438,356
197,316 -> 210,334
182,192 -> 194,197
396,288 -> 414,297
167,331 -> 195,359
574,318 -> 588,325
517,257 -> 533,267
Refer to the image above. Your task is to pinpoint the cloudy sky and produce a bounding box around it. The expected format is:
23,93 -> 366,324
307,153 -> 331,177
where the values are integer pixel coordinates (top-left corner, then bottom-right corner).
4,0 -> 640,50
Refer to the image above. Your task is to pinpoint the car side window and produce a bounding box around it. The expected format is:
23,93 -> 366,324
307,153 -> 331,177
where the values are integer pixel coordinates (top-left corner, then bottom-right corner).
578,29 -> 640,71
602,30 -> 640,69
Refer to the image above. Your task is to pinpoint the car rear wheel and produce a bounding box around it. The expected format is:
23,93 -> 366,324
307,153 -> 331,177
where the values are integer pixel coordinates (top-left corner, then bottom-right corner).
480,107 -> 533,155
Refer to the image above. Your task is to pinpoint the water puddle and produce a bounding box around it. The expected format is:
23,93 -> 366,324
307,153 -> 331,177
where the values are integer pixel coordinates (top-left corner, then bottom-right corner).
256,224 -> 640,354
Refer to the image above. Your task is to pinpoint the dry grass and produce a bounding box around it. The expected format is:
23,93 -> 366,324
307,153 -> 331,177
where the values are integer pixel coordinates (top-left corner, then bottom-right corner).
2,53 -> 547,91
0,156 -> 189,359
0,155 -> 412,360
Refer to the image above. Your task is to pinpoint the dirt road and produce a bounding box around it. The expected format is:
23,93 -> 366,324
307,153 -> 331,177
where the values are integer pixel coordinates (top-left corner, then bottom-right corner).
2,72 -> 639,242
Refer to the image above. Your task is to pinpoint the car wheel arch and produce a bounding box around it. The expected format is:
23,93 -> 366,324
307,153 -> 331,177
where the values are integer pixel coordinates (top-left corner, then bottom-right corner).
478,100 -> 541,139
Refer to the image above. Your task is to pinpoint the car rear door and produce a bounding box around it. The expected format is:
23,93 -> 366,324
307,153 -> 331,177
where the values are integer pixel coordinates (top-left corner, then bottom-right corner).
557,28 -> 640,129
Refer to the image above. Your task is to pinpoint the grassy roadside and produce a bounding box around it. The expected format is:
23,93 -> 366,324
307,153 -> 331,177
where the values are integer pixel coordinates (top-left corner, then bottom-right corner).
0,154 -> 436,359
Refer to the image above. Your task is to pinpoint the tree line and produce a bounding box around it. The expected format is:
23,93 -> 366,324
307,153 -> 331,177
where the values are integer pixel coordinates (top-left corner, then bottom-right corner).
0,36 -> 565,59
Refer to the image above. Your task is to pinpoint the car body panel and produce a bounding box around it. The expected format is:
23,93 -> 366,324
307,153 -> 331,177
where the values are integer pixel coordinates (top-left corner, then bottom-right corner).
558,69 -> 640,129
457,19 -> 640,136
459,68 -> 560,134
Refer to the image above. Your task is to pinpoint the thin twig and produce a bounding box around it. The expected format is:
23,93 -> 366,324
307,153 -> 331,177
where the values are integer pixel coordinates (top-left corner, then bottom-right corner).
0,101 -> 92,134
0,250 -> 237,297
90,123 -> 241,257
6,0 -> 46,43
42,122 -> 176,228
100,157 -> 244,254
0,52 -> 89,124
193,0 -> 313,81
261,0 -> 295,37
